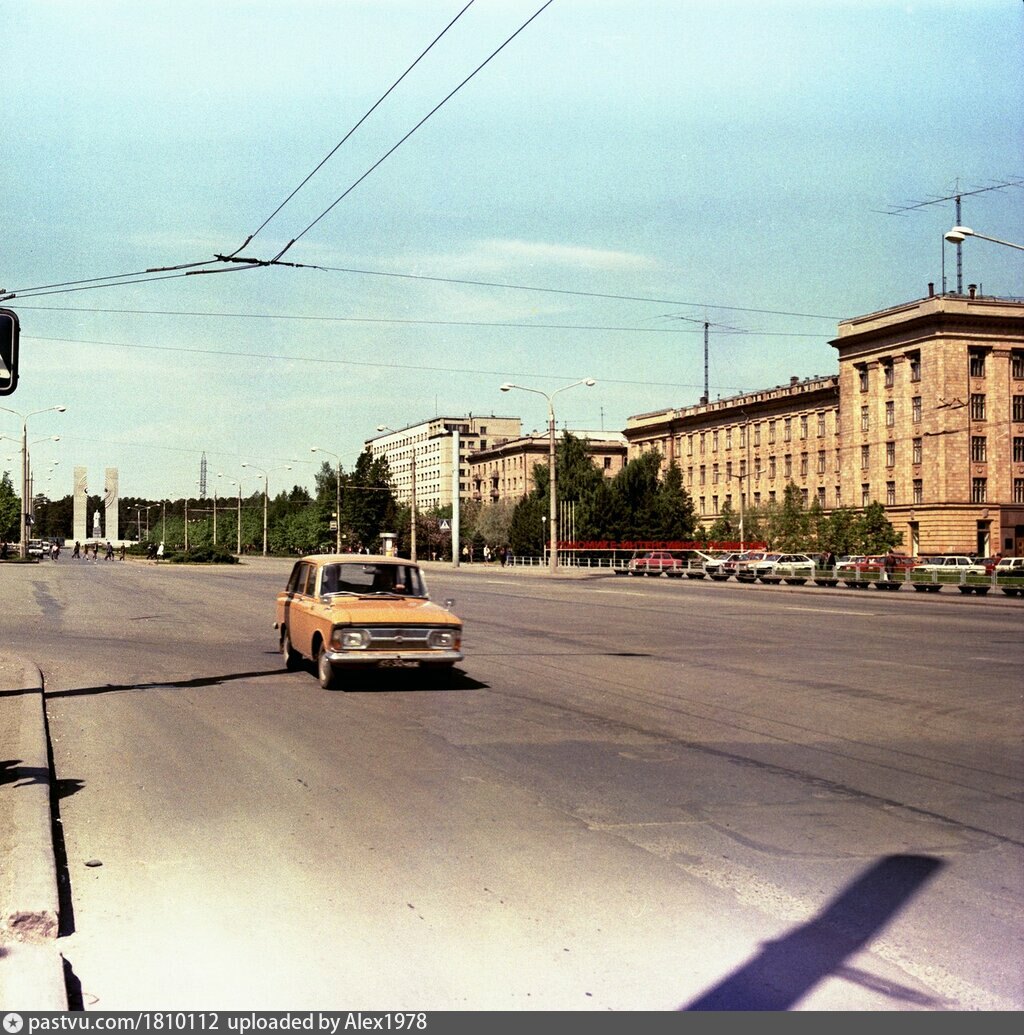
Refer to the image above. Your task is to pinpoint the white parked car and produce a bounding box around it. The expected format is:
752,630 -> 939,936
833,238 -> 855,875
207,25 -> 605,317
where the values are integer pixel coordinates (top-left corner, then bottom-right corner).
747,553 -> 816,584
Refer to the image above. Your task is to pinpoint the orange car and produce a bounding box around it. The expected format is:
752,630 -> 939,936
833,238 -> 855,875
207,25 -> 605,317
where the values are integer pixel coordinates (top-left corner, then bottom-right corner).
275,554 -> 463,689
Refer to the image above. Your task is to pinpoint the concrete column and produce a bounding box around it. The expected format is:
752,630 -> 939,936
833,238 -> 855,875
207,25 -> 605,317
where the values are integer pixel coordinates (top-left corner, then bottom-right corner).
104,468 -> 119,543
73,467 -> 87,543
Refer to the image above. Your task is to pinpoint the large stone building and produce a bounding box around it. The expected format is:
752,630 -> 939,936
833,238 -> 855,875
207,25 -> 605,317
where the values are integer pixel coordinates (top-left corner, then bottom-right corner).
624,291 -> 1024,557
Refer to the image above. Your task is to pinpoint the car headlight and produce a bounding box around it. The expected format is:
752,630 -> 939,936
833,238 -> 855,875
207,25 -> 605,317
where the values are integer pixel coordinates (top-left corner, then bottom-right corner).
427,629 -> 459,649
333,628 -> 370,650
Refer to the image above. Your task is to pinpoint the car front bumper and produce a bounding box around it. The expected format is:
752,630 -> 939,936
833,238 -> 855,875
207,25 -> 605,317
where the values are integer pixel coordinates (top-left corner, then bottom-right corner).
323,648 -> 463,667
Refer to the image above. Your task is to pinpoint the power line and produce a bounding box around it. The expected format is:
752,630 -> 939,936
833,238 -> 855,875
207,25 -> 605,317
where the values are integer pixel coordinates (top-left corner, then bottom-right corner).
17,304 -> 826,337
271,0 -> 557,261
23,332 -> 743,394
241,0 -> 477,252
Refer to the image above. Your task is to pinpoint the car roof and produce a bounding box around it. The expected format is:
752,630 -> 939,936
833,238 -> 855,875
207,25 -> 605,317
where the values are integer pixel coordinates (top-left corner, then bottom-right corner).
297,553 -> 416,567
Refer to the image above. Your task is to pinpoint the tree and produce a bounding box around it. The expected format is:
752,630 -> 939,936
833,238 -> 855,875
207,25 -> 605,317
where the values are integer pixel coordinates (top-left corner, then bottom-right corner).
856,501 -> 902,554
343,449 -> 396,551
766,482 -> 811,551
0,472 -> 19,541
509,494 -> 546,556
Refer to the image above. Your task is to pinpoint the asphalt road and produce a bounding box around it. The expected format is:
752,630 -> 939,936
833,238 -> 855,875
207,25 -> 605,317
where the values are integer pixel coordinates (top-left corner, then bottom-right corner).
3,557 -> 1022,1010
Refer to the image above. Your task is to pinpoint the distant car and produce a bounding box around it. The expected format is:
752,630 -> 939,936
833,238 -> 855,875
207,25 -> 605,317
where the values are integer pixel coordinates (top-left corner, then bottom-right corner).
747,553 -> 815,584
274,554 -> 463,689
626,550 -> 686,577
26,539 -> 47,558
703,551 -> 746,580
994,557 -> 1024,598
910,555 -> 988,594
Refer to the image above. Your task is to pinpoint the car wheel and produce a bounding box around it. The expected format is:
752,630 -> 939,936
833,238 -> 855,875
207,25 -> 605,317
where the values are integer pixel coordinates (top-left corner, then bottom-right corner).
281,628 -> 301,670
317,642 -> 337,690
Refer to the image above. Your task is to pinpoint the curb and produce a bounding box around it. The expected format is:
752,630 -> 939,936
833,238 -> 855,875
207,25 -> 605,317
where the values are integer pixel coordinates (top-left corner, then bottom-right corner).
0,654 -> 67,1010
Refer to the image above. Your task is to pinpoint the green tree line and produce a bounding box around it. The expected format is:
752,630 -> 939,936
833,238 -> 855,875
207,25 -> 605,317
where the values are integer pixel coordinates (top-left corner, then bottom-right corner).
2,437 -> 899,558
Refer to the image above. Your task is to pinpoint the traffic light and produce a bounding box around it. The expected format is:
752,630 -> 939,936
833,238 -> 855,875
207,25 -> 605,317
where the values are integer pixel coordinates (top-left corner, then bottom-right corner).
0,308 -> 19,396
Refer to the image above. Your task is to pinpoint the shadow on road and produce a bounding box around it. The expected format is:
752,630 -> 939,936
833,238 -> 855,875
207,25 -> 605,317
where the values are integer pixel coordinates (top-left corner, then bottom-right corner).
683,854 -> 946,1011
44,669 -> 287,699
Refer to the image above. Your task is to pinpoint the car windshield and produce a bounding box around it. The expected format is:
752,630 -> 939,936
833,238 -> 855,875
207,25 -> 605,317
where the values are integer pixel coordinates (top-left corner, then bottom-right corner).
320,562 -> 426,598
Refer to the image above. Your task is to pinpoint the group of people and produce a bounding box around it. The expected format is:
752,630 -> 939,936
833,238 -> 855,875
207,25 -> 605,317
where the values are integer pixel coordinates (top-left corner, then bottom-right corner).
69,540 -> 123,561
461,543 -> 509,566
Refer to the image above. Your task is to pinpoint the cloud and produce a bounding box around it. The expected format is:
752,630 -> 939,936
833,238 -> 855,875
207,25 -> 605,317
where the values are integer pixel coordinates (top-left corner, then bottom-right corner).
410,239 -> 662,275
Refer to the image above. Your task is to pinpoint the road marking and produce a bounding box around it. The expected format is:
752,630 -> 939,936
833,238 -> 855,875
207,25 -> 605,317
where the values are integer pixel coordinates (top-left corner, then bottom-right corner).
782,605 -> 878,616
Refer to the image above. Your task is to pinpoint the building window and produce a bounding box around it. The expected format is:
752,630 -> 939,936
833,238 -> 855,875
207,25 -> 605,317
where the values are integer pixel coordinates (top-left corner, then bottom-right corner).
817,413 -> 826,437
886,482 -> 896,506
817,486 -> 826,507
909,352 -> 921,382
970,393 -> 986,421
713,495 -> 719,512
801,488 -> 809,507
913,437 -> 923,464
784,454 -> 792,478
699,465 -> 706,486
769,490 -> 776,504
784,418 -> 792,442
1012,351 -> 1024,379
769,456 -> 776,479
858,366 -> 868,392
800,415 -> 808,439
800,453 -> 808,478
912,396 -> 922,423
1015,479 -> 1024,504
754,423 -> 761,446
861,444 -> 870,469
861,405 -> 869,432
886,441 -> 895,467
712,463 -> 720,484
726,461 -> 733,481
1014,396 -> 1024,422
969,350 -> 986,378
1015,437 -> 1024,463
861,484 -> 871,507
885,401 -> 894,427
835,485 -> 842,506
700,433 -> 706,455
687,434 -> 694,456
817,450 -> 826,474
882,361 -> 894,388
712,431 -> 719,452
972,478 -> 987,504
971,436 -> 987,463
768,421 -> 776,444
913,479 -> 923,505
699,497 -> 706,515
835,448 -> 841,472
740,459 -> 747,478
726,428 -> 733,449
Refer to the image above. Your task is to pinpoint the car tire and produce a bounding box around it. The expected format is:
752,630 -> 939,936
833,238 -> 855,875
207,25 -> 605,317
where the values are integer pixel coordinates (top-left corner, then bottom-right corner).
281,628 -> 301,670
317,642 -> 338,690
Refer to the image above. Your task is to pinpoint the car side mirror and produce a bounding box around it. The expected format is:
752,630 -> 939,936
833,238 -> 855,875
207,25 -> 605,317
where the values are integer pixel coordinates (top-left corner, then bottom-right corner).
444,598 -> 455,611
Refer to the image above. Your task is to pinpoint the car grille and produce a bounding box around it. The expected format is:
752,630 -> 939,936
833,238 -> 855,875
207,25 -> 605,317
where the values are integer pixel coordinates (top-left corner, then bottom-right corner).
364,626 -> 444,650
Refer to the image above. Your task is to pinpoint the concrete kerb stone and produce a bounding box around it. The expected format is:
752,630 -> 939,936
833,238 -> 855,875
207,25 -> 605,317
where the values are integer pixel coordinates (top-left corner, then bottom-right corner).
0,653 -> 67,1010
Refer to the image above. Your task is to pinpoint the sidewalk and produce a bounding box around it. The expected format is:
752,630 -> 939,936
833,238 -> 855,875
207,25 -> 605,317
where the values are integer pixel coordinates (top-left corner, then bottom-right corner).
0,654 -> 68,1010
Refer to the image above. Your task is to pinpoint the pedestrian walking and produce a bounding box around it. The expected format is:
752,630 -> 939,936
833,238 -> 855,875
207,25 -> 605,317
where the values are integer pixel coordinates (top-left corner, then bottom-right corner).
156,541 -> 164,561
119,543 -> 126,561
72,540 -> 81,559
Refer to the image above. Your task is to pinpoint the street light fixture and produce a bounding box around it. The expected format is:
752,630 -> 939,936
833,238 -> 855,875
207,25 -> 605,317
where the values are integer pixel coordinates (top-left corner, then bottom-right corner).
241,462 -> 292,556
0,404 -> 66,558
311,446 -> 343,554
500,378 -> 596,573
944,226 -> 1024,251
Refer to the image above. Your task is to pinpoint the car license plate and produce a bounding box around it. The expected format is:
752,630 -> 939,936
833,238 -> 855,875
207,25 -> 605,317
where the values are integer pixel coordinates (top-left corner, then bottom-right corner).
379,659 -> 420,668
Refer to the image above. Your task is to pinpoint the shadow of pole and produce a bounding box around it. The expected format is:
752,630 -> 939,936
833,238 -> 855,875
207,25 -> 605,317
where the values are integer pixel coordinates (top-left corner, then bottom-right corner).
684,854 -> 945,1011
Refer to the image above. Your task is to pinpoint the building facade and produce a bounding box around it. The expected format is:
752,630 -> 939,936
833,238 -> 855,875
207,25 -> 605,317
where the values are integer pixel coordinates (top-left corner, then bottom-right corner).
624,292 -> 1024,556
367,415 -> 522,510
468,431 -> 627,505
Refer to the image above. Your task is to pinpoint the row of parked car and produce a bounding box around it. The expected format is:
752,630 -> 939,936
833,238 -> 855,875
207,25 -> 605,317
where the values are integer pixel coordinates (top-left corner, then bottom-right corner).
619,550 -> 1024,597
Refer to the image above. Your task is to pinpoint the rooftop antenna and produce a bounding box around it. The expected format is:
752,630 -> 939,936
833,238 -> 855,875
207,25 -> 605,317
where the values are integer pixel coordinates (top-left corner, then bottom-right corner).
878,177 -> 1024,295
660,312 -> 750,404
200,452 -> 208,499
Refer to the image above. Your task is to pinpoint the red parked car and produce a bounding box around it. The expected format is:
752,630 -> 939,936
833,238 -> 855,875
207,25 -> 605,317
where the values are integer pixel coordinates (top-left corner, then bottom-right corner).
626,550 -> 686,577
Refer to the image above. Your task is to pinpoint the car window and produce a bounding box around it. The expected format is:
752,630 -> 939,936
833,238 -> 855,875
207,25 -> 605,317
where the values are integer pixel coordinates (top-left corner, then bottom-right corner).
286,562 -> 305,593
302,564 -> 318,595
321,562 -> 426,597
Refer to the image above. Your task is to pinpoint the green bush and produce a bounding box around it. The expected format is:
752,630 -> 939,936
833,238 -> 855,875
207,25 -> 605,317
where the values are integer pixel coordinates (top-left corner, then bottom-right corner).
165,544 -> 238,565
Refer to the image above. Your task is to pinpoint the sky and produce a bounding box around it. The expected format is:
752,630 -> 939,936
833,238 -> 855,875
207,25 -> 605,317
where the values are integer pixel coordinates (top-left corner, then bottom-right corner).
3,0 -> 1022,503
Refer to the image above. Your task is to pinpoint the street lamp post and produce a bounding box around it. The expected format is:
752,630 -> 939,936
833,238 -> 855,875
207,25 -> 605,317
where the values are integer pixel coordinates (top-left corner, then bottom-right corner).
311,447 -> 343,553
500,379 -> 596,574
242,462 -> 292,556
0,404 -> 66,559
222,477 -> 243,555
